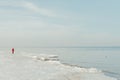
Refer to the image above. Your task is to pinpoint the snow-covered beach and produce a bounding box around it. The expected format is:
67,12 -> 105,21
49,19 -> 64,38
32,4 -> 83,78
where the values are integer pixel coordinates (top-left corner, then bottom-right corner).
0,48 -> 117,80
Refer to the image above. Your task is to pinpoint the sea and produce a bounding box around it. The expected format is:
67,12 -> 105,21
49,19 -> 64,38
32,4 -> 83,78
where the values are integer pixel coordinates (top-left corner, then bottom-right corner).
0,47 -> 119,80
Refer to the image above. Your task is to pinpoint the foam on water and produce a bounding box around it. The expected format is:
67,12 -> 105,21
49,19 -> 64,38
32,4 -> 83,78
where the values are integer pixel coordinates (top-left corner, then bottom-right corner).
0,50 -> 117,80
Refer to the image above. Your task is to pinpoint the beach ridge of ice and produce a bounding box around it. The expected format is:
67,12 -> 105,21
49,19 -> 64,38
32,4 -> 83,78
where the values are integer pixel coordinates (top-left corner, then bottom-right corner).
30,54 -> 117,80
0,52 -> 117,80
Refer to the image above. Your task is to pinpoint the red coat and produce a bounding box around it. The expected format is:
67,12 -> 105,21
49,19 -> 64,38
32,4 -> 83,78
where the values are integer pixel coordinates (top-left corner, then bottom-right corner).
12,48 -> 14,54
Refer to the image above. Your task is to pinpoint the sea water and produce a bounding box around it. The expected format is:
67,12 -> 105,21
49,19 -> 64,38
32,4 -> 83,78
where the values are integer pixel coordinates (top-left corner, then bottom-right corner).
0,47 -> 119,80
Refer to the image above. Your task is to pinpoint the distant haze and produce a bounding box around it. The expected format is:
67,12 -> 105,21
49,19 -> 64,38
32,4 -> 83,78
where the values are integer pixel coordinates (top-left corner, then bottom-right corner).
0,0 -> 120,47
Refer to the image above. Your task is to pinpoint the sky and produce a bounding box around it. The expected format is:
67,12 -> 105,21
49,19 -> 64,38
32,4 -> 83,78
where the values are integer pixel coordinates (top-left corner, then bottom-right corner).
0,0 -> 120,47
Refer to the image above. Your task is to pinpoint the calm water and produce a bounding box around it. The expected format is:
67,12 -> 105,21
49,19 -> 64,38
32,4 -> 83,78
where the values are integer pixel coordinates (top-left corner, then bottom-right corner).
55,48 -> 120,79
2,47 -> 120,79
14,47 -> 120,79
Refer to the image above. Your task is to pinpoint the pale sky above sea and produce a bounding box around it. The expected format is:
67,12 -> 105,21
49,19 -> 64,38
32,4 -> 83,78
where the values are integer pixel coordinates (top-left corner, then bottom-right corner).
0,0 -> 120,47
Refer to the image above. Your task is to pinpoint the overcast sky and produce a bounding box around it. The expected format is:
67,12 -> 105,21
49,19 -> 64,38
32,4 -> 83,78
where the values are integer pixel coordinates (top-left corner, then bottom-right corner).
0,0 -> 120,47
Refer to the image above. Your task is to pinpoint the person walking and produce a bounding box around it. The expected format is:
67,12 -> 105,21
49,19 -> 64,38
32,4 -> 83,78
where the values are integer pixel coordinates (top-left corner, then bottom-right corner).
12,48 -> 14,54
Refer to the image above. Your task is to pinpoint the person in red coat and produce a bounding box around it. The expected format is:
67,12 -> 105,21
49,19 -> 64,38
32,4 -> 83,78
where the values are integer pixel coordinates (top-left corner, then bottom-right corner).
12,48 -> 14,54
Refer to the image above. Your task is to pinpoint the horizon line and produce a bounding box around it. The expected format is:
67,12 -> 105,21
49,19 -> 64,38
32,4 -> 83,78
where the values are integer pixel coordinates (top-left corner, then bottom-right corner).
1,46 -> 120,48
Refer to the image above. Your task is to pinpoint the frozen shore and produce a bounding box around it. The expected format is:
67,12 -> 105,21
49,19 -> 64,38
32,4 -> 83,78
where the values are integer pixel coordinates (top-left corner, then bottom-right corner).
0,52 -> 117,80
